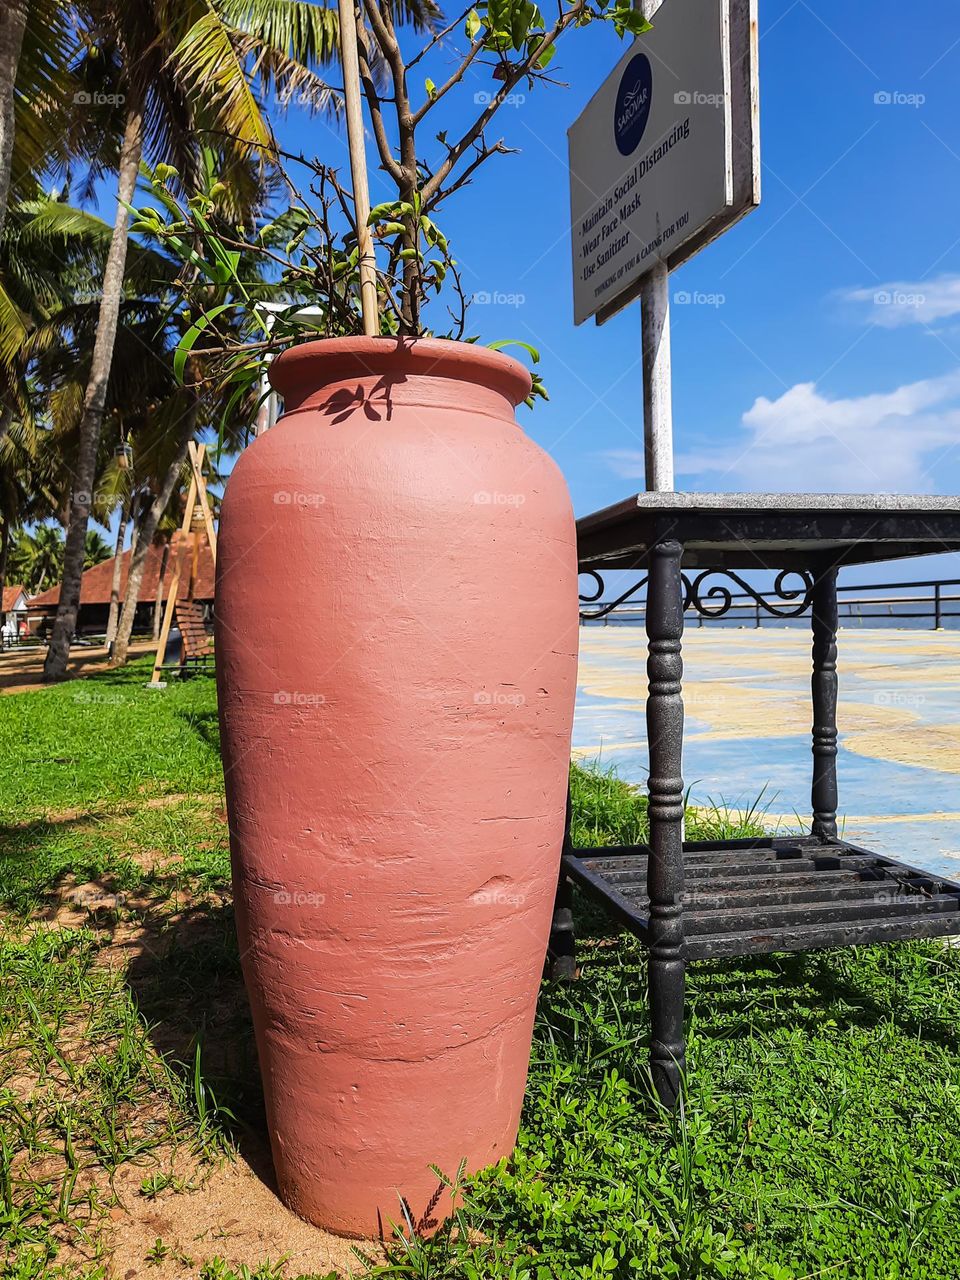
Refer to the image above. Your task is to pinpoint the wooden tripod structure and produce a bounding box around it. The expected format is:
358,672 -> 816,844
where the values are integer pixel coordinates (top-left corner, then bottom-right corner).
148,441 -> 218,686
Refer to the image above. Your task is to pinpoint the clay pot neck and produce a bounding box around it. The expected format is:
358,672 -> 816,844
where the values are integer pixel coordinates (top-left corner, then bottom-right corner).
269,336 -> 532,424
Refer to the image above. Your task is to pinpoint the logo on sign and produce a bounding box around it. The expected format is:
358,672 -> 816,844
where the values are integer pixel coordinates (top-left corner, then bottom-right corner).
614,54 -> 653,156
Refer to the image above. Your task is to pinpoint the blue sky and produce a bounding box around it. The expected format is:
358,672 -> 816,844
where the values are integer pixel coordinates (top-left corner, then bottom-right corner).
269,1 -> 960,545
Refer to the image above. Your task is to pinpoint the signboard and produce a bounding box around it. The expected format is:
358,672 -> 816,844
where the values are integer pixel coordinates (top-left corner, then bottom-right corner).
569,0 -> 759,326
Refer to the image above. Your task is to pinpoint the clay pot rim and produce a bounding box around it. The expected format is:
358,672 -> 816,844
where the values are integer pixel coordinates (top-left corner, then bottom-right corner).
269,335 -> 533,409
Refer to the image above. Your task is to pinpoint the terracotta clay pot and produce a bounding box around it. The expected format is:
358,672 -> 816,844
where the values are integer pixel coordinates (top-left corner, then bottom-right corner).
215,337 -> 578,1237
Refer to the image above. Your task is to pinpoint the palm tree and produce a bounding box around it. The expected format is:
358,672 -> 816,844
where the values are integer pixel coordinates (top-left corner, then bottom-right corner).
7,179 -> 222,661
9,522 -> 62,592
0,0 -> 77,242
0,187 -> 173,553
42,0 -> 346,681
1,195 -> 142,438
104,493 -> 130,645
0,3 -> 29,241
0,410 -> 44,590
83,526 -> 111,567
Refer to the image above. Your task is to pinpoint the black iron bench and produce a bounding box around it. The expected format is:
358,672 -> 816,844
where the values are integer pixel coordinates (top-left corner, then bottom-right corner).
550,493 -> 960,1106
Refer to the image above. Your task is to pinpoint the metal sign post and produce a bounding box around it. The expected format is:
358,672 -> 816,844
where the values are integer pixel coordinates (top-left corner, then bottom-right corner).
638,0 -> 673,493
640,260 -> 674,492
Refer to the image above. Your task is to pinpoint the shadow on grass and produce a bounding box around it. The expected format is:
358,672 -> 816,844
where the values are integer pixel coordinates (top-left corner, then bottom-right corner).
572,893 -> 960,1055
0,812 -> 132,914
0,810 -> 100,852
689,947 -> 960,1052
0,817 -> 277,1189
120,883 -> 279,1186
176,708 -> 222,756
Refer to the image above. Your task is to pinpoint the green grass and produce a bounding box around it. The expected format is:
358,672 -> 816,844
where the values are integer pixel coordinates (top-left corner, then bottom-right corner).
2,668 -> 960,1277
0,657 -> 222,822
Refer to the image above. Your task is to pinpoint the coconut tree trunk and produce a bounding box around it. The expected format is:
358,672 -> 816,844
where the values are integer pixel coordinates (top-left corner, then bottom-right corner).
0,0 -> 28,244
112,404 -> 198,666
43,95 -> 144,681
104,498 -> 130,649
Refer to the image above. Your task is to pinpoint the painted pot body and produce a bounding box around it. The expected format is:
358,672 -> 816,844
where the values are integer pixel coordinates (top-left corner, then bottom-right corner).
215,337 -> 578,1237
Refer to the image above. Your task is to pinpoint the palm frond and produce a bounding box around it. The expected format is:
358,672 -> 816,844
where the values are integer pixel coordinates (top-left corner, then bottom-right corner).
168,9 -> 275,153
11,0 -> 77,198
215,0 -> 340,63
0,282 -> 30,367
231,31 -> 340,117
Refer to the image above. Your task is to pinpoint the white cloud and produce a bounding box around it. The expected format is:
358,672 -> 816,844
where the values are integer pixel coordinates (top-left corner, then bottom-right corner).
844,274 -> 960,328
603,370 -> 960,493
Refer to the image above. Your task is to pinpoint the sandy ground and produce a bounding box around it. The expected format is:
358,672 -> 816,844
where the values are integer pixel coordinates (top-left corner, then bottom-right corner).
102,1154 -> 373,1280
9,803 -> 383,1278
0,639 -> 157,693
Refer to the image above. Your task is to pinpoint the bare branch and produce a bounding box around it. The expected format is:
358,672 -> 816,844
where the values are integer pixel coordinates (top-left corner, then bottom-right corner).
356,17 -> 404,184
412,38 -> 485,127
421,6 -> 587,205
425,136 -> 515,213
362,0 -> 408,124
406,6 -> 475,70
445,257 -> 469,340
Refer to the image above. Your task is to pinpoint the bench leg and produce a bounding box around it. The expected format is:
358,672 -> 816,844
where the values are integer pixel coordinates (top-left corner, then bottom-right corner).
645,539 -> 686,1107
547,789 -> 576,981
811,565 -> 839,842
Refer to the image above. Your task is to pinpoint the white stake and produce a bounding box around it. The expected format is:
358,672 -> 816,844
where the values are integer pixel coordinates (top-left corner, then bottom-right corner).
337,0 -> 379,337
639,0 -> 674,493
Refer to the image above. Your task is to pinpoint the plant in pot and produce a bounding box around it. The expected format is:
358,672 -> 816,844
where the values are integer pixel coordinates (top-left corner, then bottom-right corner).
132,0 -> 649,1238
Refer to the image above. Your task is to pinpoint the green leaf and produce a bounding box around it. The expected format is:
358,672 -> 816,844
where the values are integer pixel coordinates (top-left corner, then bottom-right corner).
425,77 -> 437,98
367,200 -> 402,225
173,304 -> 235,383
466,7 -> 482,38
611,7 -> 652,36
488,338 -> 540,364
